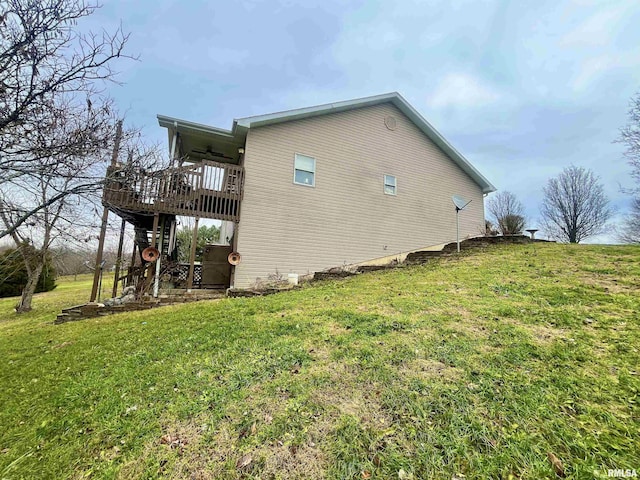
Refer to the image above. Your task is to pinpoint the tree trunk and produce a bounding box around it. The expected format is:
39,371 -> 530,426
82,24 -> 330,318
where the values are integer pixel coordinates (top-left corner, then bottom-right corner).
569,229 -> 578,243
16,262 -> 44,313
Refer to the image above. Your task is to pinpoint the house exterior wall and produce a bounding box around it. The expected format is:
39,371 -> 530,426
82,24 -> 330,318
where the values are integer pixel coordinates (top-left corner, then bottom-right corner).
232,103 -> 486,289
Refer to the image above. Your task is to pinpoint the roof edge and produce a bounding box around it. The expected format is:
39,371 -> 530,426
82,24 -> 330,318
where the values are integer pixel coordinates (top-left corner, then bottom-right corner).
156,93 -> 496,193
388,95 -> 497,193
235,92 -> 496,193
157,114 -> 236,139
235,92 -> 399,128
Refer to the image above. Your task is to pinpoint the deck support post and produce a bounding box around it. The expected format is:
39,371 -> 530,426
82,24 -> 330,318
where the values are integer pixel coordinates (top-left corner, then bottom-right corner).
127,240 -> 137,288
187,217 -> 200,291
90,207 -> 110,302
143,212 -> 160,296
111,218 -> 126,298
130,241 -> 137,269
90,120 -> 123,302
153,215 -> 165,298
150,213 -> 160,250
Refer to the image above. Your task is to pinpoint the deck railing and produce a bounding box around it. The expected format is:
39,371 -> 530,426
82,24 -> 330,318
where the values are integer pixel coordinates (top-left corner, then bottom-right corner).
103,159 -> 244,221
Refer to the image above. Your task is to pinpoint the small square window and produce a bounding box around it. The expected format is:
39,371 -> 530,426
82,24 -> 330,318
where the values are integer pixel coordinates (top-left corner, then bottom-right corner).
294,154 -> 315,187
384,174 -> 397,195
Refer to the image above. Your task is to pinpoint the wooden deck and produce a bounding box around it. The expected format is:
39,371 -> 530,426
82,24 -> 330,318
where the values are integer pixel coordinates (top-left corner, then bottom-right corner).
103,159 -> 244,221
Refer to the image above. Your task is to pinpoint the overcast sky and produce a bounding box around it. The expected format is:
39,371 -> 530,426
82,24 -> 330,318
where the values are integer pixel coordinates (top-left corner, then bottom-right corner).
89,0 -> 640,243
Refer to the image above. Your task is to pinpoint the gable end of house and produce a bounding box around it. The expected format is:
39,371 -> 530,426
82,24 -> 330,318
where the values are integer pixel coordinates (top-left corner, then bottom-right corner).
233,92 -> 496,194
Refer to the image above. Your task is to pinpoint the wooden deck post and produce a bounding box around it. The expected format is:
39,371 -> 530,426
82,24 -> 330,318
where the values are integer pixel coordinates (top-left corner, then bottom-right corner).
127,240 -> 137,287
90,208 -> 110,302
90,120 -> 123,302
130,237 -> 137,267
145,212 -> 160,296
150,213 -> 160,250
111,218 -> 126,298
153,215 -> 165,298
187,217 -> 200,291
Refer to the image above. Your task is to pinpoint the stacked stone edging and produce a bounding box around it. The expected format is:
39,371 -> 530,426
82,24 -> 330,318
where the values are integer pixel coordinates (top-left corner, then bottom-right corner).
55,290 -> 225,324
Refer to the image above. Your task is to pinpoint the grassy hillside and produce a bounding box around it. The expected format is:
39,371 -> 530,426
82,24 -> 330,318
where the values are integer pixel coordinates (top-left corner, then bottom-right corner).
0,243 -> 638,479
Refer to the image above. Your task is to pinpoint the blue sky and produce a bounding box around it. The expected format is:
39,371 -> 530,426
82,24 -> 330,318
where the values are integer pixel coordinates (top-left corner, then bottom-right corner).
90,0 -> 640,242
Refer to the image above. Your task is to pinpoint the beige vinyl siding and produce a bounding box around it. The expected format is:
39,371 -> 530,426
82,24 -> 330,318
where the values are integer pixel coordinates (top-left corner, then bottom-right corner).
233,103 -> 485,288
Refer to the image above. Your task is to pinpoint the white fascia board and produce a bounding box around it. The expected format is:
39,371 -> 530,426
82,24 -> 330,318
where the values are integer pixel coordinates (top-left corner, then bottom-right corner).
234,92 -> 398,128
157,114 -> 236,139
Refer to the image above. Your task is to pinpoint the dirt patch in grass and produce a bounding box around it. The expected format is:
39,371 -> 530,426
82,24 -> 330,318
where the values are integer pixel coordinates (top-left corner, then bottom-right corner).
250,431 -> 328,480
500,318 -> 567,345
473,343 -> 504,356
331,389 -> 390,429
189,410 -> 329,480
308,345 -> 331,362
579,276 -> 639,294
172,422 -> 232,480
326,322 -> 349,336
520,323 -> 567,345
308,358 -> 391,431
117,419 -> 209,479
119,410 -> 330,480
399,358 -> 464,381
448,318 -> 491,339
141,356 -> 342,479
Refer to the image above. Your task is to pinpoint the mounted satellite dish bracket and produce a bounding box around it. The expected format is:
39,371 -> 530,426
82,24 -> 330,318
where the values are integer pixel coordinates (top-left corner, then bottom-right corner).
452,195 -> 472,253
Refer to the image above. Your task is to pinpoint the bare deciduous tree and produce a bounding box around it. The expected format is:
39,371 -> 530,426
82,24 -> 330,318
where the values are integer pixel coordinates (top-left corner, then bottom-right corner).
51,245 -> 92,279
0,0 -> 134,237
617,90 -> 640,188
0,0 -> 130,132
616,90 -> 640,243
0,118 -> 161,312
484,220 -> 498,236
0,123 -> 108,311
486,191 -> 526,235
0,96 -> 122,239
540,166 -> 612,243
500,214 -> 526,235
617,198 -> 640,244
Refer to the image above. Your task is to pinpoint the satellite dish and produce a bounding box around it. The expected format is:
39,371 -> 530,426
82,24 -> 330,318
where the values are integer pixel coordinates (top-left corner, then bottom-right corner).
142,246 -> 160,263
452,195 -> 472,253
452,195 -> 471,211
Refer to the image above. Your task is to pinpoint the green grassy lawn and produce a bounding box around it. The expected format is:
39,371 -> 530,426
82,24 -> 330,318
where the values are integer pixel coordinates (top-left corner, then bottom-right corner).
0,243 -> 639,479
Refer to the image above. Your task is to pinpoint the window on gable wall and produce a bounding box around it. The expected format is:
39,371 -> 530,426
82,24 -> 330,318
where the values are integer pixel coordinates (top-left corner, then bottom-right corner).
294,153 -> 316,186
384,174 -> 397,195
